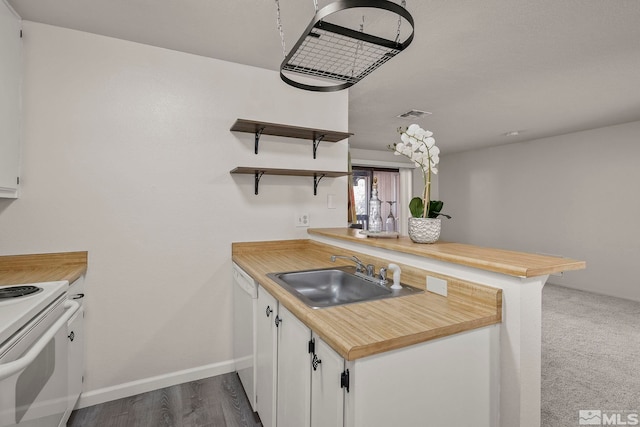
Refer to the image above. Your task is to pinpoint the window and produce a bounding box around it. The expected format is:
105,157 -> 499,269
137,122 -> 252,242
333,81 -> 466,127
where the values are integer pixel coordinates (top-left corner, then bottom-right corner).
351,167 -> 400,231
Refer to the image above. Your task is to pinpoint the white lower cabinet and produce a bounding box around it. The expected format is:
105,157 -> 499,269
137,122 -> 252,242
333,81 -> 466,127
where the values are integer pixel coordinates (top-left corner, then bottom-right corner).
276,305 -> 311,427
310,333 -> 345,427
344,325 -> 499,427
255,286 -> 346,427
256,286 -> 278,427
255,284 -> 498,427
66,306 -> 84,415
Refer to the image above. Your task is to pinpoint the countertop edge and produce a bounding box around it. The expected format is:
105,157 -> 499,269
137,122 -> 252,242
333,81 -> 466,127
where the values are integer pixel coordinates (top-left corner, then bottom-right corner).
308,227 -> 586,278
346,315 -> 502,360
0,251 -> 88,285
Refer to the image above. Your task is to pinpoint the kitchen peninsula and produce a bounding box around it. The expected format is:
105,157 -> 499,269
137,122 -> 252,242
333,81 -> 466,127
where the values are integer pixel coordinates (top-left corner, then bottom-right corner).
233,229 -> 585,427
308,227 -> 585,427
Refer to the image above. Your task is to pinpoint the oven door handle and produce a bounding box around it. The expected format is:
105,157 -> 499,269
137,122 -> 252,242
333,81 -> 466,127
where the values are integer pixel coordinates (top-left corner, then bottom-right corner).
0,300 -> 80,381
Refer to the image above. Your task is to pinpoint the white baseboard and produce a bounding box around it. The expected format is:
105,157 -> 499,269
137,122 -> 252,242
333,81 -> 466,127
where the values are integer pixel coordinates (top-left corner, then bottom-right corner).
76,359 -> 236,409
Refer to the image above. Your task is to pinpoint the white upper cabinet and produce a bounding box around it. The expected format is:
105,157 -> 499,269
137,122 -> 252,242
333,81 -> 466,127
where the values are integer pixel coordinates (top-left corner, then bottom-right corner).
0,0 -> 21,198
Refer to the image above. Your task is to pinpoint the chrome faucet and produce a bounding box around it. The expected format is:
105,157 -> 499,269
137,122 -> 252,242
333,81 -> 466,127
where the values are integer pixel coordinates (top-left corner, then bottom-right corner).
330,255 -> 389,287
330,255 -> 367,274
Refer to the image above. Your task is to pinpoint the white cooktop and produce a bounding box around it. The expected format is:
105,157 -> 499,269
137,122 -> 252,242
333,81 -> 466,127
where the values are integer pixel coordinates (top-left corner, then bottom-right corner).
0,281 -> 68,345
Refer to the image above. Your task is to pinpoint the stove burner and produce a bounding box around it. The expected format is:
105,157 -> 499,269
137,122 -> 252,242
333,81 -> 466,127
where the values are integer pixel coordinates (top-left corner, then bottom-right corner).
0,285 -> 43,299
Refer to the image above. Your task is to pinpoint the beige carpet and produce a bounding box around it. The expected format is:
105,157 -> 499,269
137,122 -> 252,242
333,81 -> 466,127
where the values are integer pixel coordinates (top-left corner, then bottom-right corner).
542,284 -> 640,427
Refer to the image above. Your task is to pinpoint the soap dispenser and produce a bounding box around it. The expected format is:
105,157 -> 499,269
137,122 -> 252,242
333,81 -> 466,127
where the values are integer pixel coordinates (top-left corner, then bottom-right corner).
368,177 -> 383,232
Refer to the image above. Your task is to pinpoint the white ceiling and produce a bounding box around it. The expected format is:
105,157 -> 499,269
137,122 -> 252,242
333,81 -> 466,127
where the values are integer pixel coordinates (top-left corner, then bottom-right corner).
8,0 -> 640,154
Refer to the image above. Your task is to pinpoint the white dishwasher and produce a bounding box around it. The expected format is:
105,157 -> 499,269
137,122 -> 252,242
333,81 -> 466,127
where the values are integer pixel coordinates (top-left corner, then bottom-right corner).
233,263 -> 258,411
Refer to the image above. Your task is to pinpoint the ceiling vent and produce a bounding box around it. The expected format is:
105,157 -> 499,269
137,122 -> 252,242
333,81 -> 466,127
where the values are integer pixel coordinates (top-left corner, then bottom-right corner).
397,109 -> 432,119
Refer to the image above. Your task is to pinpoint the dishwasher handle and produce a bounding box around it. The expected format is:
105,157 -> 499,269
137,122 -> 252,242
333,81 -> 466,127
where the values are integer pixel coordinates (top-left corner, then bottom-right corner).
0,300 -> 80,381
233,265 -> 258,298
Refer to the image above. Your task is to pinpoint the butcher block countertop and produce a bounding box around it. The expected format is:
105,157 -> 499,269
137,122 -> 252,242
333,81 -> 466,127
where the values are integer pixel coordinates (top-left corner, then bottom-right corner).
0,251 -> 88,286
309,227 -> 586,278
232,240 -> 502,361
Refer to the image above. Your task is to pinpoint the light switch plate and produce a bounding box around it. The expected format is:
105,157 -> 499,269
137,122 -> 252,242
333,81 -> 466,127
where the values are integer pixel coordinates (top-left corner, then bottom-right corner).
427,276 -> 447,297
327,194 -> 336,209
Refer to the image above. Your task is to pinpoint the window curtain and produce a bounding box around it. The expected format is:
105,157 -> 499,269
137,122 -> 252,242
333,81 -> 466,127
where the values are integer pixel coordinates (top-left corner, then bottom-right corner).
398,168 -> 413,235
373,170 -> 399,229
347,149 -> 357,224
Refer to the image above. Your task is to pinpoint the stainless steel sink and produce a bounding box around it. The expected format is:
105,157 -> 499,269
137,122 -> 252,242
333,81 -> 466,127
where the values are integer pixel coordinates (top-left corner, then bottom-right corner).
267,266 -> 423,309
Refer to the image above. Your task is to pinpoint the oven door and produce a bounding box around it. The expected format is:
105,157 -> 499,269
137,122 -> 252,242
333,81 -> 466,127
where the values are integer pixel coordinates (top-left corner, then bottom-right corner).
0,299 -> 80,427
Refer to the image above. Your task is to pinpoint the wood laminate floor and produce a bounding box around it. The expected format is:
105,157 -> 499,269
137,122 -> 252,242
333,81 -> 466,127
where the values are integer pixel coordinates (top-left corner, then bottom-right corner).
68,373 -> 261,427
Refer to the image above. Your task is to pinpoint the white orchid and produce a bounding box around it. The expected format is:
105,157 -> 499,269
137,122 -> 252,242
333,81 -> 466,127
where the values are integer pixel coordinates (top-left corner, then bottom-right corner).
389,124 -> 442,218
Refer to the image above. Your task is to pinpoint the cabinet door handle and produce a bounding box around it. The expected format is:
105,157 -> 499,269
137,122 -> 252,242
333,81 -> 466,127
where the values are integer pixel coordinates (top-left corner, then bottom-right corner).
71,293 -> 85,300
68,331 -> 75,342
266,306 -> 273,317
275,315 -> 282,327
312,354 -> 322,371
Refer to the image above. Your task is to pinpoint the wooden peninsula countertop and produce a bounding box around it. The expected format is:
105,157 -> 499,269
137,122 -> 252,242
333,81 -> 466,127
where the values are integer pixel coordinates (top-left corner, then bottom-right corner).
0,251 -> 88,286
232,240 -> 502,361
308,227 -> 586,278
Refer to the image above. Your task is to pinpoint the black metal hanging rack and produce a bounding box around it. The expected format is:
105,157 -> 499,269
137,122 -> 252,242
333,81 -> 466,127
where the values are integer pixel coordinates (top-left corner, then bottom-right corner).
280,0 -> 415,92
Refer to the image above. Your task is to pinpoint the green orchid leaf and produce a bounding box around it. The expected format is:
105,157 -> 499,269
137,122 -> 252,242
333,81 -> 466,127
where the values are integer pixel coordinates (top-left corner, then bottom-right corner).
426,200 -> 451,219
429,200 -> 443,213
409,197 -> 424,218
408,198 -> 451,218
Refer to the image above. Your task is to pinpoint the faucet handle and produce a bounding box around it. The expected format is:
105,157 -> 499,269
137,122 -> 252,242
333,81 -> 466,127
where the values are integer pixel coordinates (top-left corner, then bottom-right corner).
366,264 -> 375,277
379,267 -> 387,281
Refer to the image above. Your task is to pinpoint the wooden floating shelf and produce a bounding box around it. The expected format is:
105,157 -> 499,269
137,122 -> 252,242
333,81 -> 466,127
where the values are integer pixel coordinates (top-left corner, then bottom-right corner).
230,118 -> 352,158
230,167 -> 349,195
230,167 -> 349,178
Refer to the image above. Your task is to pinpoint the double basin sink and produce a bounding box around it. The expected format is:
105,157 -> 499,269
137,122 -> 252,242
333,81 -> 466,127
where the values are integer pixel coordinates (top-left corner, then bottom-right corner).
267,265 -> 422,309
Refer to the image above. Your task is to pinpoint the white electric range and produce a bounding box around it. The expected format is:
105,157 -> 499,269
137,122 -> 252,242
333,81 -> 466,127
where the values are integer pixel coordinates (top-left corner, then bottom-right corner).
0,281 -> 80,427
0,282 -> 68,344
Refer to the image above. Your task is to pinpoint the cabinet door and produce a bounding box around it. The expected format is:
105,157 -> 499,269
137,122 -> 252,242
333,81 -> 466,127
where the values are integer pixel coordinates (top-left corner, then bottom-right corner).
0,1 -> 21,198
311,335 -> 345,427
276,305 -> 311,427
256,286 -> 278,427
66,307 -> 85,413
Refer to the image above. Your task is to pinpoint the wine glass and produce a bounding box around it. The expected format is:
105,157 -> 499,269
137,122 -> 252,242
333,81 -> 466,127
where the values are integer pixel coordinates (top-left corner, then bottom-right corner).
385,201 -> 396,232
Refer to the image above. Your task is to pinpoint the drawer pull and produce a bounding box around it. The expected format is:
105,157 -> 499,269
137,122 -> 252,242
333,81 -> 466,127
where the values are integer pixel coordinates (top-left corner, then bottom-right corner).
312,354 -> 322,371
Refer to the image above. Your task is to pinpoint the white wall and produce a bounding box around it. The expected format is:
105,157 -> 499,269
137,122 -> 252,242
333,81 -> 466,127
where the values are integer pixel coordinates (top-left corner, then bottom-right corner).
0,22 -> 349,399
439,121 -> 640,301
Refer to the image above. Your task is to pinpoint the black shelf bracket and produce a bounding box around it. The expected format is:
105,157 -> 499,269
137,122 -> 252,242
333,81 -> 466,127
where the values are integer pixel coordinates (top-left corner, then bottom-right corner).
254,171 -> 265,195
312,134 -> 326,159
313,174 -> 326,196
254,127 -> 265,154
